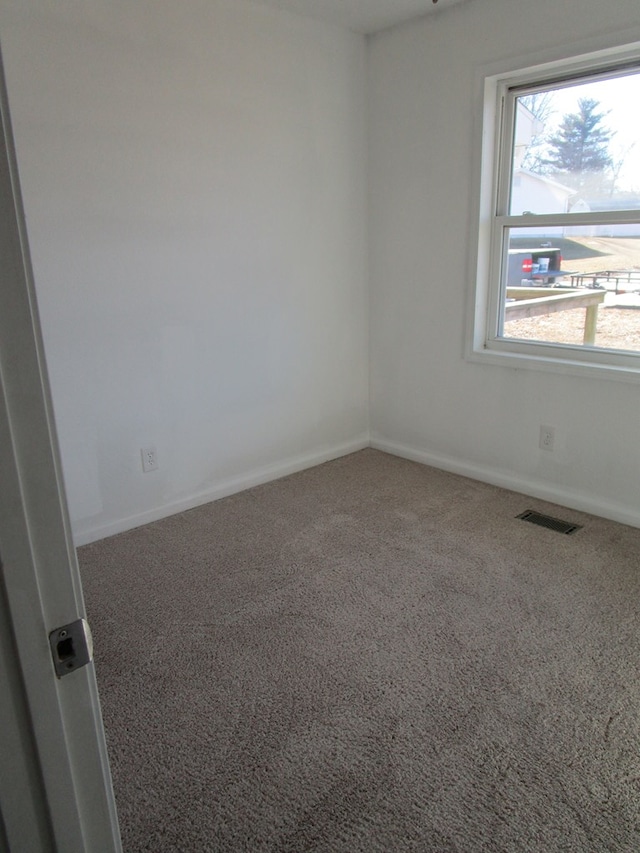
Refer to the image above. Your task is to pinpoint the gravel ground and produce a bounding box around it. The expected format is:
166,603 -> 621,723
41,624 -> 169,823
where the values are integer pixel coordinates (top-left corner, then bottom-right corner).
504,303 -> 640,351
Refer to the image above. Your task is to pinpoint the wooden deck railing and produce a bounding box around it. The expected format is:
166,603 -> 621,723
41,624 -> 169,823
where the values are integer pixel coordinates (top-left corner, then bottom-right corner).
505,287 -> 606,345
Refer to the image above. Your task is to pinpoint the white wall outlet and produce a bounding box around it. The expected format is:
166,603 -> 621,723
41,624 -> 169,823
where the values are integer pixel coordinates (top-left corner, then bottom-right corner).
539,425 -> 555,452
141,446 -> 158,472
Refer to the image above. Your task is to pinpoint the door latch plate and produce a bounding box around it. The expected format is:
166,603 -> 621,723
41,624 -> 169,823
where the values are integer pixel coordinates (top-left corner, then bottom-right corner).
49,618 -> 93,677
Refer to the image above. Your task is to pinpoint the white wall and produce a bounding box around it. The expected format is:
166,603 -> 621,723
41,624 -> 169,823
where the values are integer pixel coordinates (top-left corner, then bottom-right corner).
0,0 -> 369,543
368,0 -> 640,527
2,0 -> 638,542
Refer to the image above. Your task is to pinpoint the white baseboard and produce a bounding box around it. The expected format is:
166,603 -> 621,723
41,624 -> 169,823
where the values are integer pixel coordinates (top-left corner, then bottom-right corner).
371,436 -> 640,530
75,432 -> 639,545
74,434 -> 370,546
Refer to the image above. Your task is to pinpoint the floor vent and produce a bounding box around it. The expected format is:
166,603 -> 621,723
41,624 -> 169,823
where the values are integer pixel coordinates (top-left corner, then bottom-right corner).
516,510 -> 582,535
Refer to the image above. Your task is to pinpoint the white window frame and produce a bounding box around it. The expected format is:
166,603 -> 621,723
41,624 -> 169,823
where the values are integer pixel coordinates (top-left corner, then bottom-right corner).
469,40 -> 640,382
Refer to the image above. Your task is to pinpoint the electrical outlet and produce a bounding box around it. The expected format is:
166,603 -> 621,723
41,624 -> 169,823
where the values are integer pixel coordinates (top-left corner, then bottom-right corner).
141,446 -> 158,472
539,425 -> 555,452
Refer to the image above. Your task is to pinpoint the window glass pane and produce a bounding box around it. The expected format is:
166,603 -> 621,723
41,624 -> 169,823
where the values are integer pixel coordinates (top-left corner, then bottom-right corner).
502,226 -> 640,352
510,72 -> 640,216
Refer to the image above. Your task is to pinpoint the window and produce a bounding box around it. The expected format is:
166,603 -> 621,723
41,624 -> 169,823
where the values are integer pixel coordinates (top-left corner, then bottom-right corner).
472,44 -> 640,379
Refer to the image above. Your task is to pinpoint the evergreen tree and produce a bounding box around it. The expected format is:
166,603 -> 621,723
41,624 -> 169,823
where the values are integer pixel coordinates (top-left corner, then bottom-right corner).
544,97 -> 613,195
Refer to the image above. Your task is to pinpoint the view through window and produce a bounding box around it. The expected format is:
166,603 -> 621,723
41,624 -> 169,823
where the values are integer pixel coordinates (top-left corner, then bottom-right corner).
498,68 -> 640,357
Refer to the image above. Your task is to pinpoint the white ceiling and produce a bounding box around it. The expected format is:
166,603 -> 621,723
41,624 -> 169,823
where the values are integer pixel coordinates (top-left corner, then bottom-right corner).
253,0 -> 467,35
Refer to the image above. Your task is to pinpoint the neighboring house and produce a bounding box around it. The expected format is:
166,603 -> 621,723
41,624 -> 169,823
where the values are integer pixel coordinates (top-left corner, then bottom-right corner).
569,196 -> 640,237
511,169 -> 574,237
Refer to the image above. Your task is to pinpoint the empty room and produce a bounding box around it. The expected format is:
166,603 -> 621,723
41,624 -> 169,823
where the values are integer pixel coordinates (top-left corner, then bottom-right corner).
1,0 -> 640,850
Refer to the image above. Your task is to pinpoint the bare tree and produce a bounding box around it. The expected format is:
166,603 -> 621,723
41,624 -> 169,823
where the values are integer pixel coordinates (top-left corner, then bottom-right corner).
518,92 -> 555,174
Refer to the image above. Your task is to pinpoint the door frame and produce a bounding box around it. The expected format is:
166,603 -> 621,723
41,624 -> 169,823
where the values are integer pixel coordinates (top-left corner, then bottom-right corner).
0,42 -> 121,852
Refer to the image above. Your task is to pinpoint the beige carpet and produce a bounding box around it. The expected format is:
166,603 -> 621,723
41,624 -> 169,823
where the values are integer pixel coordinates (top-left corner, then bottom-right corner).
78,449 -> 640,852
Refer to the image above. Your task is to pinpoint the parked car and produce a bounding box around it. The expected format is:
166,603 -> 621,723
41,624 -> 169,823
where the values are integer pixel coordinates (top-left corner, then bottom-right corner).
507,247 -> 562,286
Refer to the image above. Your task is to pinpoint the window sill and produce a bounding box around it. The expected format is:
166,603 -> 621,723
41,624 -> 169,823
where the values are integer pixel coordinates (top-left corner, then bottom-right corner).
467,339 -> 640,383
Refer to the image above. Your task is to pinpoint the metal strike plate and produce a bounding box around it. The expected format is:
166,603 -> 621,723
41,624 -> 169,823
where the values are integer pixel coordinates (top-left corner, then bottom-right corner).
49,618 -> 93,678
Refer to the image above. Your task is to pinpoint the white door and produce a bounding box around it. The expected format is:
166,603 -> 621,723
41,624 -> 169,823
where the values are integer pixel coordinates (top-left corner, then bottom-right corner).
0,46 -> 121,852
